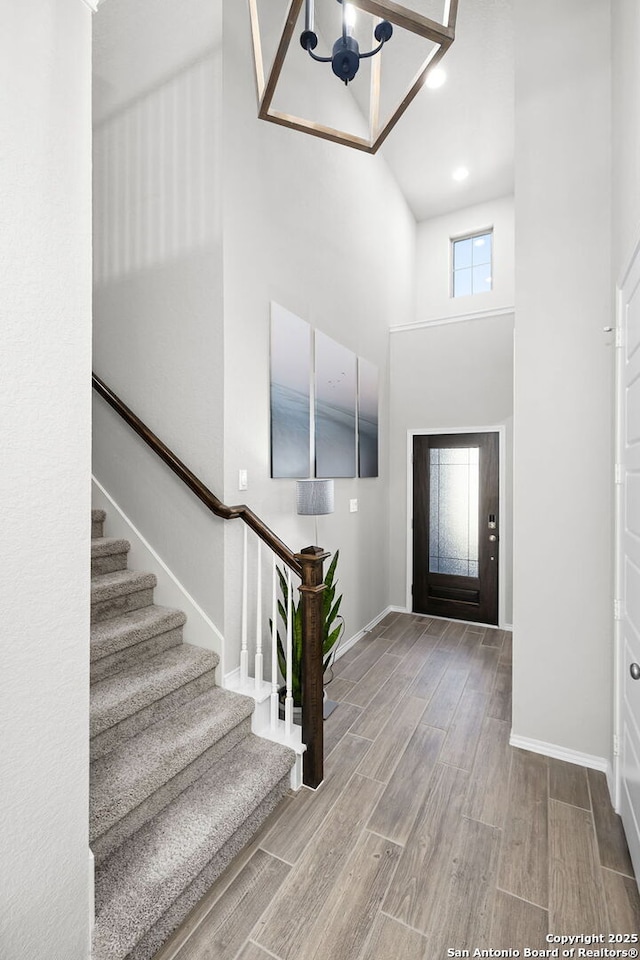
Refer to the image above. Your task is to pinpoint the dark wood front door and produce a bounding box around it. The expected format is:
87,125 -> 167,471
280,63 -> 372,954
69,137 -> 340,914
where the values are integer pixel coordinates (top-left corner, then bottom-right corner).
413,432 -> 499,625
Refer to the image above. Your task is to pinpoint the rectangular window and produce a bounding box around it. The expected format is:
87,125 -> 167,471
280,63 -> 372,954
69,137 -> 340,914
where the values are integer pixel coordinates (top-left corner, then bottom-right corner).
451,230 -> 493,298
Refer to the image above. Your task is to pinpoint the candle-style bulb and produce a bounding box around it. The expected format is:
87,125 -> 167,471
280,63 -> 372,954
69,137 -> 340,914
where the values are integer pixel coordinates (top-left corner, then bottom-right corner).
305,0 -> 315,33
344,2 -> 357,35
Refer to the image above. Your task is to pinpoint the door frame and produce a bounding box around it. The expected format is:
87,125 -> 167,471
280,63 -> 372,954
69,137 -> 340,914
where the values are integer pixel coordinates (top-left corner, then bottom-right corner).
613,233 -> 640,822
613,269 -> 625,814
406,425 -> 507,628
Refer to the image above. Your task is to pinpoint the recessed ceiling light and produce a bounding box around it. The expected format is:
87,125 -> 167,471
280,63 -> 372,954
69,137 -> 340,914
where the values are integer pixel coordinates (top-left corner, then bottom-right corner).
452,166 -> 469,182
425,68 -> 446,89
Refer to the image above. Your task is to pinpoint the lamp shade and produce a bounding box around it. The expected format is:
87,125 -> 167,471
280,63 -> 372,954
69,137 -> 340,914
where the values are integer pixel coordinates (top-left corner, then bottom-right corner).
296,479 -> 335,516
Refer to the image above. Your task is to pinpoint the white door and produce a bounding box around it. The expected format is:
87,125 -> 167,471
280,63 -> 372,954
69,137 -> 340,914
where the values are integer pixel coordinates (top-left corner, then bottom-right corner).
616,242 -> 640,879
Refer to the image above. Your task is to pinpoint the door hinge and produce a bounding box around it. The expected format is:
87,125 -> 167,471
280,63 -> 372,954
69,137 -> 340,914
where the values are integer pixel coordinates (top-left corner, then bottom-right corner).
615,463 -> 624,485
614,599 -> 624,621
613,733 -> 621,757
616,325 -> 625,348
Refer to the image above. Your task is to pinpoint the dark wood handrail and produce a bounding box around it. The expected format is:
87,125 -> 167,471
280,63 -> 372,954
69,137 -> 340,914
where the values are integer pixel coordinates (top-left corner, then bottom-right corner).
92,373 -> 302,578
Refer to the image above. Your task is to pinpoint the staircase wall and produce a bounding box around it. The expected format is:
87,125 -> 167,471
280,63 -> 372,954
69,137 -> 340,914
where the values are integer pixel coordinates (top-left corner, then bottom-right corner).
92,0 -> 226,636
92,0 -> 418,680
0,3 -> 93,957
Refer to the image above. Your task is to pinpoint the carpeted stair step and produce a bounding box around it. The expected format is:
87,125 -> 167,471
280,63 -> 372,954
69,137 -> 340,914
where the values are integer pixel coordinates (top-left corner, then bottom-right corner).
92,735 -> 296,960
92,508 -> 106,539
128,777 -> 292,960
90,644 -> 219,760
91,606 -> 187,684
90,685 -> 255,863
91,569 -> 157,624
92,537 -> 131,577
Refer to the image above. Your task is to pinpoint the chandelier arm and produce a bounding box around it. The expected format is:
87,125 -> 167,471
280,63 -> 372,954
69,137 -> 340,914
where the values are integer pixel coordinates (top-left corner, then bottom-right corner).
358,39 -> 386,60
306,49 -> 334,63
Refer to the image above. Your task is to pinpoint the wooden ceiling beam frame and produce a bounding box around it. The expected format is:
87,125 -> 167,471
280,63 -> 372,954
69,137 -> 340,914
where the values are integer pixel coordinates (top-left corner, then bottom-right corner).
247,0 -> 458,154
370,38 -> 452,152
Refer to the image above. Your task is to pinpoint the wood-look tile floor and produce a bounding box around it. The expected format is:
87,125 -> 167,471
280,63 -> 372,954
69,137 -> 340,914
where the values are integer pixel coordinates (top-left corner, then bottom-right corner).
154,613 -> 640,960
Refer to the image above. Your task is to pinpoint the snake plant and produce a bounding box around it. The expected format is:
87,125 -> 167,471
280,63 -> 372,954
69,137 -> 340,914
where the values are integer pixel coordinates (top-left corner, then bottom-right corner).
271,550 -> 344,707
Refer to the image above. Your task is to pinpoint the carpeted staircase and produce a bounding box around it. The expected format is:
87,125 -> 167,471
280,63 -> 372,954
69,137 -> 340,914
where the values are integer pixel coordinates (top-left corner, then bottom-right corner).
90,508 -> 295,960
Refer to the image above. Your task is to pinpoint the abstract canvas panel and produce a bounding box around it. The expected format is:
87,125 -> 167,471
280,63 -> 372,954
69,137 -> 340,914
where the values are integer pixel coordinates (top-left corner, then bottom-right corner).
270,303 -> 312,478
358,358 -> 379,477
315,331 -> 357,478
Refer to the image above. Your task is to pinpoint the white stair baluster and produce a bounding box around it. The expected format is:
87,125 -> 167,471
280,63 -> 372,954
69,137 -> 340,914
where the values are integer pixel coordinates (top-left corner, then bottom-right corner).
240,524 -> 248,685
270,554 -> 279,730
255,541 -> 263,688
284,568 -> 294,736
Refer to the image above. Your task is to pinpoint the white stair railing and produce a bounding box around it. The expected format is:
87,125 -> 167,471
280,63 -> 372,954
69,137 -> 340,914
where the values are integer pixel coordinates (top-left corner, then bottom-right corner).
284,568 -> 294,737
240,524 -> 249,684
239,527 -> 294,735
232,522 -> 326,789
254,541 -> 263,688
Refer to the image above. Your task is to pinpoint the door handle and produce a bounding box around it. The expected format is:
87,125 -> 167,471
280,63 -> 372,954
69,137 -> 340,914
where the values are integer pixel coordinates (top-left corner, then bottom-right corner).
489,535 -> 498,542
631,663 -> 640,680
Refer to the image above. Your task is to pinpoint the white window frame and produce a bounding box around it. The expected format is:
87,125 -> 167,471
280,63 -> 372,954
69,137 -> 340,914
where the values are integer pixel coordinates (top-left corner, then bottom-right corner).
450,228 -> 494,299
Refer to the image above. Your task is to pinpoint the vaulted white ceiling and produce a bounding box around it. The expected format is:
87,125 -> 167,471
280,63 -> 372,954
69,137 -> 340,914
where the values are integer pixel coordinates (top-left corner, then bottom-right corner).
93,0 -> 514,224
379,0 -> 514,222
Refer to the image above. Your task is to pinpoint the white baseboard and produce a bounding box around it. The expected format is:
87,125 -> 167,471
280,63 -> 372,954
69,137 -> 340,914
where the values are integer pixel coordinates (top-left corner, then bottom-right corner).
509,733 -> 613,798
92,477 -> 224,673
334,605 -> 398,660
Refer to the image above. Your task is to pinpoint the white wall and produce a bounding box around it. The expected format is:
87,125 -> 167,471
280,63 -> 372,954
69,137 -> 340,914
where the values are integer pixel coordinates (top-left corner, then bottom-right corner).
513,0 -> 613,761
612,0 -> 640,277
389,314 -> 514,624
221,0 -> 416,670
414,196 -> 515,324
0,3 -> 92,957
92,0 -> 226,639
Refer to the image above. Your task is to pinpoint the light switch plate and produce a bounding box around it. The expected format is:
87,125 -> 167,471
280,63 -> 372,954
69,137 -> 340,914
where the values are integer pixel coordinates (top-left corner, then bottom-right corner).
349,499 -> 358,513
238,469 -> 248,491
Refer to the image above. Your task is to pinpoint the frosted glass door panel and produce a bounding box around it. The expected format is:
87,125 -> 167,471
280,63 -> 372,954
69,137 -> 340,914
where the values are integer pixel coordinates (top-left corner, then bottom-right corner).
428,447 -> 479,577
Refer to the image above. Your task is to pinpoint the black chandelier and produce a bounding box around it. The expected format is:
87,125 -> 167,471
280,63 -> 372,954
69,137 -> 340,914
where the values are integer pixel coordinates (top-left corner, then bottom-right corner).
300,0 -> 393,84
248,0 -> 458,152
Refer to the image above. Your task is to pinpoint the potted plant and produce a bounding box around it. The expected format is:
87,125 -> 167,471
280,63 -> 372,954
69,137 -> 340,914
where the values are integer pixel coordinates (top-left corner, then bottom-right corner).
272,550 -> 344,719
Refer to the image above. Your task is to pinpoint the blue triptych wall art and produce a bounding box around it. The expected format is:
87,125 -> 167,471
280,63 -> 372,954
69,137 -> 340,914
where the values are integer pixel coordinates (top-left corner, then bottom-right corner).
270,303 -> 312,478
270,303 -> 379,480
